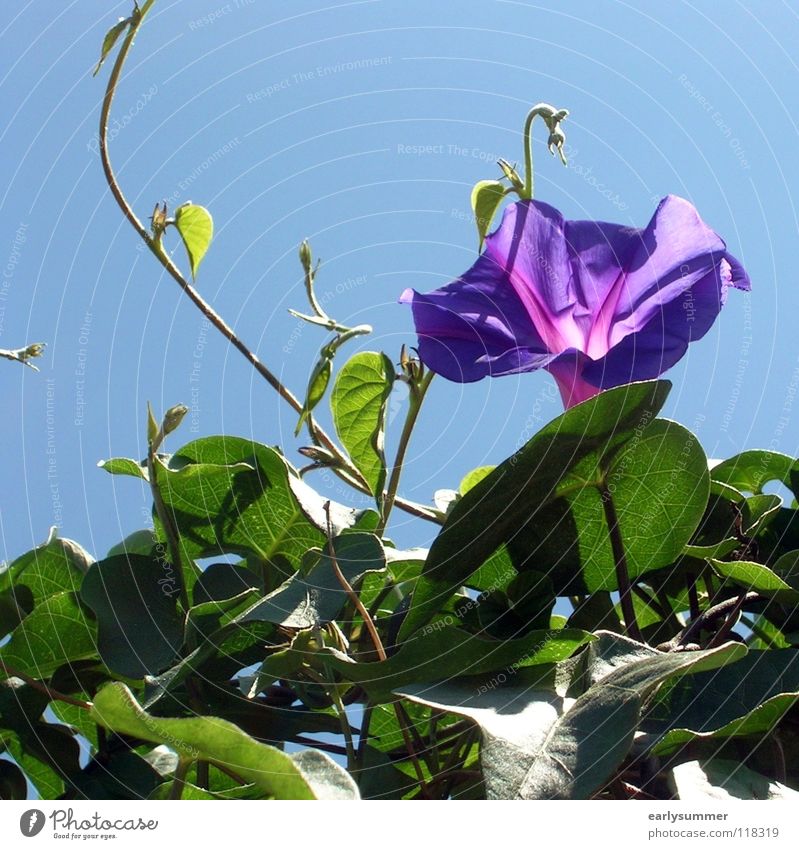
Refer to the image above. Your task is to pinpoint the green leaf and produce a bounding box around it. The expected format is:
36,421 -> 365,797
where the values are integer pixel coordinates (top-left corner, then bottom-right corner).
238,532 -> 385,628
0,759 -> 27,799
470,180 -> 505,248
459,465 -> 495,496
711,450 -> 797,495
93,17 -> 130,77
1,534 -> 92,603
97,456 -> 148,480
399,635 -> 744,799
643,648 -> 799,747
671,759 -> 799,800
709,558 -> 799,602
71,750 -> 164,800
153,436 -> 364,575
330,352 -> 395,497
106,529 -> 158,558
684,538 -> 740,559
530,418 -> 709,594
324,627 -> 593,699
90,683 -> 359,799
399,380 -> 672,638
295,357 -> 332,436
174,203 -> 213,279
652,692 -> 799,756
80,554 -> 184,678
0,592 -> 97,678
744,493 -> 783,535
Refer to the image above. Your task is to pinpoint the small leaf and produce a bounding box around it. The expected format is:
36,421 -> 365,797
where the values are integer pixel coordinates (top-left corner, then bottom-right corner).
174,203 -> 213,279
331,351 -> 395,497
93,17 -> 131,77
459,465 -> 495,495
710,558 -> 799,602
295,356 -> 332,436
470,180 -> 505,248
238,532 -> 385,629
98,456 -> 148,480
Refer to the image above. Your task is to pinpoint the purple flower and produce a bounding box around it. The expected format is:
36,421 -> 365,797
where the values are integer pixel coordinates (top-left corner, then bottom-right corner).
400,196 -> 750,407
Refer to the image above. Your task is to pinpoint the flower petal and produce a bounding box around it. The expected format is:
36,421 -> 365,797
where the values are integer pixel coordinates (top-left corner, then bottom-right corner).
582,254 -> 749,388
587,195 -> 737,355
399,251 -> 553,382
484,201 -> 586,352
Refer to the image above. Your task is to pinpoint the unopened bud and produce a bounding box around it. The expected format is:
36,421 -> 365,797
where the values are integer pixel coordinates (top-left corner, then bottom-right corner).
162,403 -> 188,435
299,239 -> 313,274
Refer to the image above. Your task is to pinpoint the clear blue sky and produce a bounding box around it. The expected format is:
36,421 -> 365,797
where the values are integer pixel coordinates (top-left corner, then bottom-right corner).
1,0 -> 797,561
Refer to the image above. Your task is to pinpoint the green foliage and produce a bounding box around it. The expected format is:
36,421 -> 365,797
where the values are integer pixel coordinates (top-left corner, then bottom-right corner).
331,351 -> 395,498
173,203 -> 213,279
3,5 -> 795,803
470,180 -> 506,247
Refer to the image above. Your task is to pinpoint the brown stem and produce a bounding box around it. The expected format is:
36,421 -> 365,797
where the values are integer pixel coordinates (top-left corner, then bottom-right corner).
671,591 -> 762,650
324,504 -> 428,792
96,6 -> 444,526
600,486 -> 642,642
0,660 -> 90,710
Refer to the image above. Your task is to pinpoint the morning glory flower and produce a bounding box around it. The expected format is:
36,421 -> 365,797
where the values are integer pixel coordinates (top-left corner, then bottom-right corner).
400,196 -> 750,407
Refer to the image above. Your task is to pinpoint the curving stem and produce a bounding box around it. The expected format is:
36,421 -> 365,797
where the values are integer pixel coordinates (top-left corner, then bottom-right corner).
96,2 -> 440,525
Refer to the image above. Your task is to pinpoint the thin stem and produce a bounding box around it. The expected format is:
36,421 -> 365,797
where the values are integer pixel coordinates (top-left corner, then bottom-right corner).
147,448 -> 190,613
356,703 -> 374,770
329,686 -> 357,771
0,660 -> 90,710
600,486 -> 642,642
377,371 -> 434,535
705,591 -> 747,649
96,2 -> 395,505
325,505 -> 428,792
670,591 -> 762,650
522,107 -> 537,199
326,505 -> 386,663
168,758 -> 190,800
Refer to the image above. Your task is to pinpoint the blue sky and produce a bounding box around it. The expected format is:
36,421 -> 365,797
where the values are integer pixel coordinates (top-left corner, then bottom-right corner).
1,0 -> 797,561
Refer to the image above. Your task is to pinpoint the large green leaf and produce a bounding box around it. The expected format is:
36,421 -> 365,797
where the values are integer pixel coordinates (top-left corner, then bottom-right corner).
0,592 -> 97,678
330,351 -> 395,498
711,450 -> 798,495
153,436 -> 366,577
510,418 -> 710,594
80,554 -> 184,678
1,534 -> 92,602
238,532 -> 385,628
90,683 -> 359,799
671,759 -> 799,800
324,627 -> 593,699
399,381 -> 672,638
174,203 -> 213,279
399,635 -> 744,799
643,648 -> 799,752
